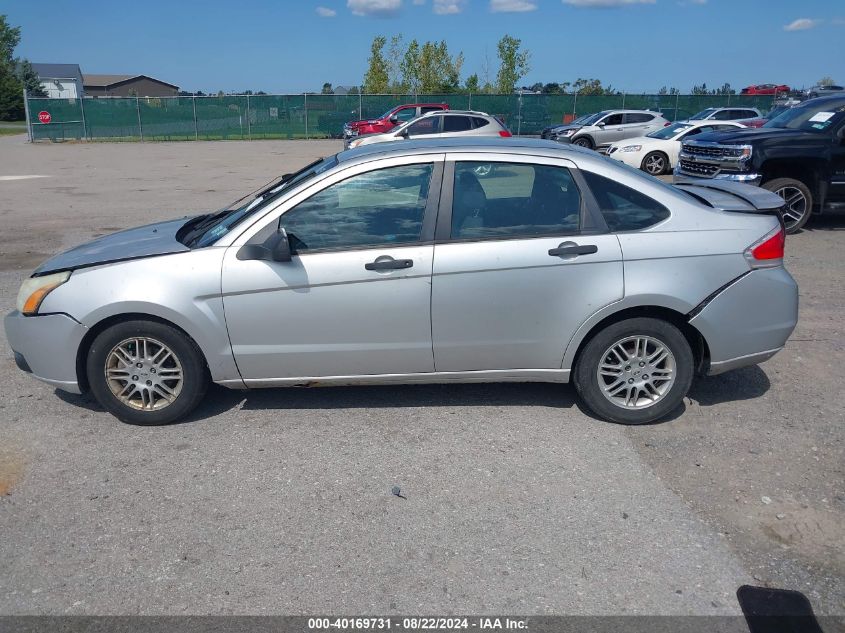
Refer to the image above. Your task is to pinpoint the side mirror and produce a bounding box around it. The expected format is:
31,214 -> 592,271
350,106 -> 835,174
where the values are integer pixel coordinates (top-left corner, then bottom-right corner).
398,128 -> 410,138
596,122 -> 606,128
389,115 -> 399,124
236,228 -> 292,263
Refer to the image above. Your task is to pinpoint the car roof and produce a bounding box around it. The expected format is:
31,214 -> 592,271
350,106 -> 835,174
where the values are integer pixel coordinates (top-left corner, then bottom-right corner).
418,109 -> 490,117
799,94 -> 845,108
338,137 -> 599,165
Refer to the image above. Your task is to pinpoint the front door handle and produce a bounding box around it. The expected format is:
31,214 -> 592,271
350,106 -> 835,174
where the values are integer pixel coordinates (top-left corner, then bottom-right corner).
548,242 -> 598,257
365,256 -> 414,271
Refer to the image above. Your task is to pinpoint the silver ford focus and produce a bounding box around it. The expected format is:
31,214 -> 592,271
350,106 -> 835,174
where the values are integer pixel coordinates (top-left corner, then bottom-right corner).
5,138 -> 798,426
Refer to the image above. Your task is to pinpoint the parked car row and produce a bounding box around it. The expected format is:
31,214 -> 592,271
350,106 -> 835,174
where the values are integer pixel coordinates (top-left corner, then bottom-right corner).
346,110 -> 511,149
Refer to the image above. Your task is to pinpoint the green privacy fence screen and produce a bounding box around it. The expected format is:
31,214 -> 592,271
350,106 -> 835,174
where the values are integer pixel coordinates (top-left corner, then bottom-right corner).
25,93 -> 778,142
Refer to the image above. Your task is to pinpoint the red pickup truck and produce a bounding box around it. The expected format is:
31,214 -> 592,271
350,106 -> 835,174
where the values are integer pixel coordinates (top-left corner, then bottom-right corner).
344,103 -> 449,144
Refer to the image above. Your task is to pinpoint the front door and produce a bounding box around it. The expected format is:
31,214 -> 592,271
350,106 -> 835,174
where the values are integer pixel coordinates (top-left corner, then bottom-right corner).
221,160 -> 442,382
431,157 -> 624,371
829,125 -> 845,204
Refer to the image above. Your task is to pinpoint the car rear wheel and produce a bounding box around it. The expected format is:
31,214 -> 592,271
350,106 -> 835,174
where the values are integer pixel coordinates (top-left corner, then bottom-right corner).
86,320 -> 208,425
641,151 -> 668,176
572,136 -> 593,149
573,317 -> 694,425
762,178 -> 812,234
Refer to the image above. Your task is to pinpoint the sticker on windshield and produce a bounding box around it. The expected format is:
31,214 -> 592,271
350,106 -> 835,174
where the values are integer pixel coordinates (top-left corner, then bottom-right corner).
809,112 -> 835,123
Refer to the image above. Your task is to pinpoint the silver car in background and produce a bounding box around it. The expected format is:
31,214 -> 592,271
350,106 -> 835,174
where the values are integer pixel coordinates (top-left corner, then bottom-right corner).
346,110 -> 511,149
546,110 -> 670,152
5,138 -> 798,426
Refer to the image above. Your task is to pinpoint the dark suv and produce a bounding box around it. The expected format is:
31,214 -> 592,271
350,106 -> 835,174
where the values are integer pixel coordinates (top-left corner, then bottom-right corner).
675,96 -> 845,232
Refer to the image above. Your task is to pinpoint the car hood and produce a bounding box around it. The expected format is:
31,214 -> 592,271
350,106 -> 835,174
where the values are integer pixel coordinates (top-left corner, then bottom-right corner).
689,127 -> 830,146
610,135 -> 662,148
347,118 -> 381,129
34,217 -> 192,276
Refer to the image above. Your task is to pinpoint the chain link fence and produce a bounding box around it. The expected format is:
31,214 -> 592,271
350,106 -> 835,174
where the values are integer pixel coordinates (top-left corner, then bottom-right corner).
24,92 -> 778,142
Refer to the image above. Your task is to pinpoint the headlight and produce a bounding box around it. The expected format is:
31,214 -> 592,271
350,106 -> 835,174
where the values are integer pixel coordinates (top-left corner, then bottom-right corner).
621,145 -> 642,152
348,139 -> 364,149
561,129 -> 577,136
16,271 -> 71,315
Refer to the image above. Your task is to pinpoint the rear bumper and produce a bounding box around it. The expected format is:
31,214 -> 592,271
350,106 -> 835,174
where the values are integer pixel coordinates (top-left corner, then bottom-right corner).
4,310 -> 87,394
689,267 -> 798,375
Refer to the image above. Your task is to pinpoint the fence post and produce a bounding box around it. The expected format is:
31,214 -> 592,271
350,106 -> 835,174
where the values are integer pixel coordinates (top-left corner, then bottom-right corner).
246,94 -> 251,140
674,92 -> 679,121
727,92 -> 731,106
304,92 -> 308,139
358,91 -> 363,119
79,96 -> 88,140
516,93 -> 522,136
572,90 -> 578,116
468,91 -> 472,110
191,96 -> 198,140
135,96 -> 144,141
622,91 -> 626,109
23,88 -> 32,142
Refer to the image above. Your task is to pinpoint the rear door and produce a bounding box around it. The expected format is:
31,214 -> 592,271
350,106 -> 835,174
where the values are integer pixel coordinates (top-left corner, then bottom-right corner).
431,154 -> 623,371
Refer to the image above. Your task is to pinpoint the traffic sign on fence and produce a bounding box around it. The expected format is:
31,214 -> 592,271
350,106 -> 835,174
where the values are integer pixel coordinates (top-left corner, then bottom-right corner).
37,111 -> 51,124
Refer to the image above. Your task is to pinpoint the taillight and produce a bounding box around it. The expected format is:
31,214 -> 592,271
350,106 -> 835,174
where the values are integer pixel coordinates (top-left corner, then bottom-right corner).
744,226 -> 785,268
664,121 -> 671,126
499,130 -> 512,137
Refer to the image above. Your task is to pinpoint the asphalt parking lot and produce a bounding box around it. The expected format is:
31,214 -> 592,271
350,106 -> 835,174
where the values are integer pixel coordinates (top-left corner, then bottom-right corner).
0,135 -> 842,618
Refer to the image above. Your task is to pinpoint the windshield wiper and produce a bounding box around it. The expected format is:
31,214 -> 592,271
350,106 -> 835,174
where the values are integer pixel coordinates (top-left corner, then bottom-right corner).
178,210 -> 235,246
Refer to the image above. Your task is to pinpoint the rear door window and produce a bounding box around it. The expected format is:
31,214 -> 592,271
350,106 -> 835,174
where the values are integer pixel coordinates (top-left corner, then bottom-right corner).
443,116 -> 473,132
472,117 -> 490,129
582,171 -> 669,232
450,162 -> 582,239
624,113 -> 654,124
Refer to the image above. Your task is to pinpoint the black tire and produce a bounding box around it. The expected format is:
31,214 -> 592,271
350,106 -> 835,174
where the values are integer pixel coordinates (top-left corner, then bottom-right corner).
641,151 -> 669,176
573,317 -> 694,425
86,320 -> 208,425
572,136 -> 593,149
761,177 -> 812,234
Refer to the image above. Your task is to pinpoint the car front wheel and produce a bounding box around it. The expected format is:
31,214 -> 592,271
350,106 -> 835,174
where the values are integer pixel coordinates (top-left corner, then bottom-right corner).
86,320 -> 208,425
573,317 -> 694,425
641,151 -> 668,175
572,136 -> 593,149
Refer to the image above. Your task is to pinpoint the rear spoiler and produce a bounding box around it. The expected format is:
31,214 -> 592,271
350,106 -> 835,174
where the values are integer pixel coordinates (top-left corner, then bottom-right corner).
673,178 -> 784,213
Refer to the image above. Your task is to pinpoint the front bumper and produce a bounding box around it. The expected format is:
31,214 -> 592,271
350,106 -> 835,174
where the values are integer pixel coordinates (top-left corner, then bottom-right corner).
4,310 -> 88,394
674,166 -> 763,187
689,267 -> 798,376
607,149 -> 643,168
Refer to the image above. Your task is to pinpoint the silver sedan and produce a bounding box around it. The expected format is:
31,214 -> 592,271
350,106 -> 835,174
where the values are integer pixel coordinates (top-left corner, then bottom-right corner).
5,138 -> 798,425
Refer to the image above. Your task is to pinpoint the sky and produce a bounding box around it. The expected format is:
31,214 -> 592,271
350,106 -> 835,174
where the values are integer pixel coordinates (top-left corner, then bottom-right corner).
5,0 -> 844,94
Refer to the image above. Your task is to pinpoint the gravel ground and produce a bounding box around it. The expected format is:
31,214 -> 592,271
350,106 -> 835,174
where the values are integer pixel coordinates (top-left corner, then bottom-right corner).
0,136 -> 842,618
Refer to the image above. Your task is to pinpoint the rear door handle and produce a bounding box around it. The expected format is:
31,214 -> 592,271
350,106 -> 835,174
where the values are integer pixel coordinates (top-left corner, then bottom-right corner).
365,256 -> 414,271
548,243 -> 598,257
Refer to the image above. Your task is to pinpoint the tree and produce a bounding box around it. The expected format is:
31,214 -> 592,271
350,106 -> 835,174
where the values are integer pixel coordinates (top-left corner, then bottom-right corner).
714,82 -> 735,95
542,82 -> 561,94
387,34 -> 406,92
1,14 -> 46,120
416,40 -> 462,93
691,83 -> 709,95
464,73 -> 480,93
818,76 -> 835,87
401,39 -> 421,93
363,35 -> 390,94
571,78 -> 613,96
495,35 -> 530,94
321,82 -> 333,94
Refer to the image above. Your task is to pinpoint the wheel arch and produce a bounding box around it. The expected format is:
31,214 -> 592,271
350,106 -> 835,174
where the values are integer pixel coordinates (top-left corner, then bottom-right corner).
75,312 -> 211,393
760,158 -> 827,207
564,305 -> 710,378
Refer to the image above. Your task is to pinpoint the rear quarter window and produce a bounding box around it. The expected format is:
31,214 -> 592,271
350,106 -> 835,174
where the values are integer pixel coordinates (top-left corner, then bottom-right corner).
582,171 -> 670,232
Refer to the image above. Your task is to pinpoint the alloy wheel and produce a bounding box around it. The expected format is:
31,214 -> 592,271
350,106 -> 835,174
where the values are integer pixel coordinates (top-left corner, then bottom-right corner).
774,185 -> 808,232
104,337 -> 184,411
596,335 -> 676,410
643,154 -> 666,175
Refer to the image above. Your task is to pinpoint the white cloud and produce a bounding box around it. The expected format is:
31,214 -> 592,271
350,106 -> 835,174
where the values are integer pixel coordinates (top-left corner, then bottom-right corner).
434,0 -> 466,13
412,0 -> 426,4
783,18 -> 821,31
491,0 -> 538,11
678,0 -> 706,5
316,6 -> 337,16
563,0 -> 655,6
347,0 -> 402,16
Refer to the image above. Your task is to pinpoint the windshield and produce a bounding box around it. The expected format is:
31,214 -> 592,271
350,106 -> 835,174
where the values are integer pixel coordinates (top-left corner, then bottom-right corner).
648,122 -> 694,140
690,108 -> 718,120
580,111 -> 608,126
763,101 -> 845,133
764,105 -> 787,119
182,155 -> 339,248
